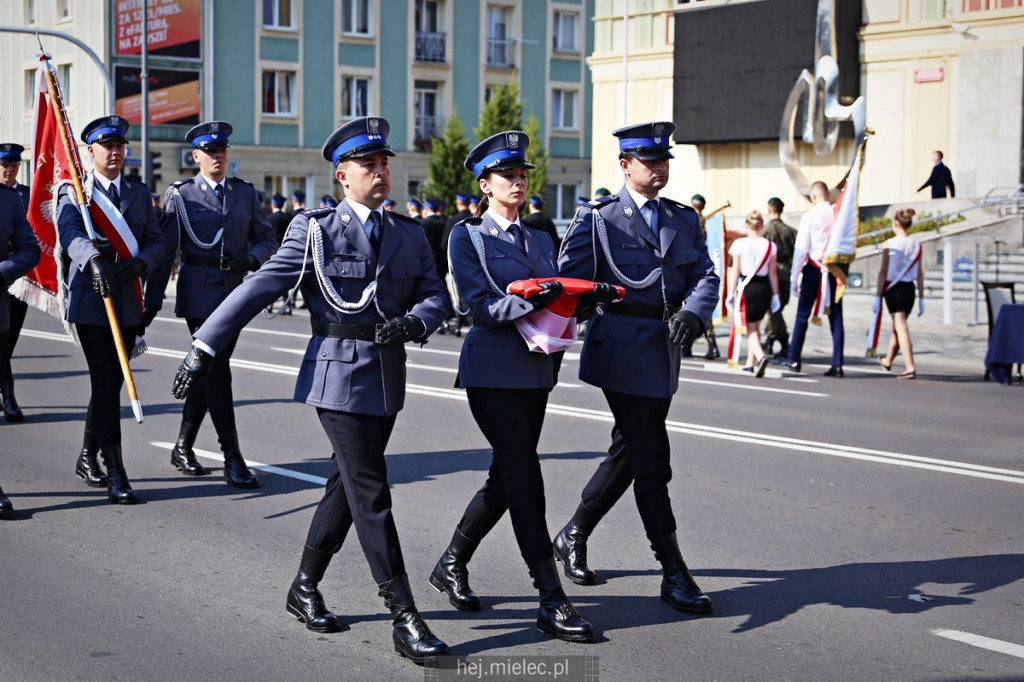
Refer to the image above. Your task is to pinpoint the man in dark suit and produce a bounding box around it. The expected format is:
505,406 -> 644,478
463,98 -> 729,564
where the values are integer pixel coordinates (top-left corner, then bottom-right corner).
522,193 -> 561,252
149,121 -> 277,487
0,143 -> 34,422
1,179 -> 41,509
171,117 -> 449,665
268,192 -> 291,244
553,121 -> 719,616
56,115 -> 166,503
917,150 -> 955,198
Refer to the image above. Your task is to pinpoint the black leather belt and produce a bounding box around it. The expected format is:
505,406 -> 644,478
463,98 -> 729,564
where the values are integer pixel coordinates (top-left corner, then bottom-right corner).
604,302 -> 680,321
311,321 -> 381,342
182,254 -> 230,270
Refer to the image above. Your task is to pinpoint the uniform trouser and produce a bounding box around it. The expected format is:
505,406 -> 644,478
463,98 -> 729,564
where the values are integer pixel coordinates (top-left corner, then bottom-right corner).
457,387 -> 553,567
788,264 -> 845,367
0,295 -> 29,383
579,390 -> 677,540
183,317 -> 240,434
304,409 -> 403,585
75,322 -> 140,448
765,276 -> 791,344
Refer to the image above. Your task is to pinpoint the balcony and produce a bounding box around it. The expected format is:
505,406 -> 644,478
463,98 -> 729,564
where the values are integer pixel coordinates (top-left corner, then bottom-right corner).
414,115 -> 444,151
415,31 -> 446,63
486,38 -> 514,68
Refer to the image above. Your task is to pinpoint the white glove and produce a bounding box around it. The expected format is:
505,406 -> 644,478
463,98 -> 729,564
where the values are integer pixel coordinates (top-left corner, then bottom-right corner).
790,281 -> 799,298
871,296 -> 881,314
918,298 -> 925,317
770,294 -> 781,314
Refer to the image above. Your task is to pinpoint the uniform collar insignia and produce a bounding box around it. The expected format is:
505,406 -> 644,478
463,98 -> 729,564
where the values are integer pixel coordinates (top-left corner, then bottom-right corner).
623,205 -> 633,218
340,212 -> 351,223
665,205 -> 673,218
386,214 -> 394,227
488,226 -> 499,237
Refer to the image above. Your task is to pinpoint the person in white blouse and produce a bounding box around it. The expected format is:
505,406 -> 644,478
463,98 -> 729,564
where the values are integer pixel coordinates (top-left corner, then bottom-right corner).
873,209 -> 925,379
727,210 -> 780,377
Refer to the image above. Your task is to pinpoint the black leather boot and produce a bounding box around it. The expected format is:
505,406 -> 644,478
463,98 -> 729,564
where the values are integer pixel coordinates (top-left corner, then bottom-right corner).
170,420 -> 205,476
378,574 -> 449,664
218,431 -> 259,488
650,533 -> 712,615
553,503 -> 600,585
0,378 -> 23,422
0,485 -> 12,514
702,332 -> 720,360
75,429 -> 107,487
530,558 -> 594,642
429,528 -> 482,611
286,545 -> 341,633
99,445 -> 136,505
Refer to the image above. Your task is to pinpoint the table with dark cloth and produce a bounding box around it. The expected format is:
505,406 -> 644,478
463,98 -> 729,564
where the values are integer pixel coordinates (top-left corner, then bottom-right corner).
984,303 -> 1024,384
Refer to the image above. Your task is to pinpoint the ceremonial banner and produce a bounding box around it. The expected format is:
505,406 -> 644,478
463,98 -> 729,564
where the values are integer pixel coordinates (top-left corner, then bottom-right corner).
9,66 -> 68,319
705,213 -> 727,323
823,140 -> 866,304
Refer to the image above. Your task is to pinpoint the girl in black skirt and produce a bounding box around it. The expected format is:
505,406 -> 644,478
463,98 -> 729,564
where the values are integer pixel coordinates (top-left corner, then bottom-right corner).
874,209 -> 925,379
727,210 -> 780,377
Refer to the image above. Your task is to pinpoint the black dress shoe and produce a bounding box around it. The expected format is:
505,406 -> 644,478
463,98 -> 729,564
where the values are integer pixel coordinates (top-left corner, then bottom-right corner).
0,486 -> 12,514
787,360 -> 801,373
823,365 -> 844,377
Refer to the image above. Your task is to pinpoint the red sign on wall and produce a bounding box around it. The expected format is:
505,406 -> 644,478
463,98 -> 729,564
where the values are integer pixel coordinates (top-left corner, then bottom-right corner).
914,67 -> 945,83
114,0 -> 201,60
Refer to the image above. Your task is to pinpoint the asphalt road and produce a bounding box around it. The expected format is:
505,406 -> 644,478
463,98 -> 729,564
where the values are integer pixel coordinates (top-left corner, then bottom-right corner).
1,301 -> 1022,682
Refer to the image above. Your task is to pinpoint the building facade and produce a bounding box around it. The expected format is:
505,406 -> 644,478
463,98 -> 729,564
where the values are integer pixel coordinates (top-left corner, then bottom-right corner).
1,0 -> 594,224
588,0 -> 1024,214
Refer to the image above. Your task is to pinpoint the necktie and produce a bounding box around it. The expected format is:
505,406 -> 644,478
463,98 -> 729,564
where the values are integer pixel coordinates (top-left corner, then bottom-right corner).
213,184 -> 224,201
368,211 -> 382,255
108,182 -> 120,206
508,223 -> 525,253
644,199 -> 659,237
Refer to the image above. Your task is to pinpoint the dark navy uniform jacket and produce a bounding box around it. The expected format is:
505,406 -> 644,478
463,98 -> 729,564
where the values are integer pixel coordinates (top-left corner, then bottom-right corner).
558,186 -> 719,399
9,182 -> 30,210
448,212 -> 558,390
56,173 -> 166,327
0,185 -> 41,333
193,199 -> 448,417
153,174 -> 276,319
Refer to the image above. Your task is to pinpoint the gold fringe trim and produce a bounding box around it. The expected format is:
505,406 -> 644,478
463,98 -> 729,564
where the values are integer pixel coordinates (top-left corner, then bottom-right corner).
865,348 -> 877,358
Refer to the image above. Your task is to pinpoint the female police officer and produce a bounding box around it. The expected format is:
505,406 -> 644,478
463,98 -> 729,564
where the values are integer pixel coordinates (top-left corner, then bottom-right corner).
429,131 -> 595,642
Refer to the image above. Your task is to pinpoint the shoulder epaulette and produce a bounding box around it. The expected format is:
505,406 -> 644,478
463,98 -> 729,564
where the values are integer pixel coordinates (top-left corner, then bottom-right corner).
302,206 -> 334,218
230,177 -> 254,187
463,217 -> 483,226
123,174 -> 147,186
663,197 -> 695,213
171,179 -> 190,188
587,195 -> 618,209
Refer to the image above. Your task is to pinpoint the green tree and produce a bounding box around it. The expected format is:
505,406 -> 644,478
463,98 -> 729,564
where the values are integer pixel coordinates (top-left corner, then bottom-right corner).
474,82 -> 524,142
523,113 -> 548,206
422,109 -> 475,213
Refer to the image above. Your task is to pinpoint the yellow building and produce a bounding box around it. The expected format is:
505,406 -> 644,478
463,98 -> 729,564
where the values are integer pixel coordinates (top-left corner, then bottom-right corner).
589,0 -> 1024,214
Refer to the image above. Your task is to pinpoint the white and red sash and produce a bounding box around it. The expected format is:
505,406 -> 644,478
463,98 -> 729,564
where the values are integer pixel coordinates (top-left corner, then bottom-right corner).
728,241 -> 774,368
865,242 -> 921,356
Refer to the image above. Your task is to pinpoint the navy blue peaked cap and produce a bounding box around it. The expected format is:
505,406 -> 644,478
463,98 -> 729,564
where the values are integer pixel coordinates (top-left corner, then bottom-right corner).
465,130 -> 536,179
186,121 -> 233,149
613,121 -> 676,160
81,116 -> 130,145
322,117 -> 395,165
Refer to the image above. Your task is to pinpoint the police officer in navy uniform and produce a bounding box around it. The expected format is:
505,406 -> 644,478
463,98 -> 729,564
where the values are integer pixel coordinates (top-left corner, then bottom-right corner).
149,121 -> 276,487
440,190 -> 474,335
170,117 -> 449,664
553,121 -> 719,615
0,143 -> 33,421
1,175 -> 42,510
56,116 -> 166,503
429,131 -> 594,642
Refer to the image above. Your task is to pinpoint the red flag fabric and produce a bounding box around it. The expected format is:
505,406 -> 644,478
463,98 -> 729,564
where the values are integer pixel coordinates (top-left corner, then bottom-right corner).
11,66 -> 70,318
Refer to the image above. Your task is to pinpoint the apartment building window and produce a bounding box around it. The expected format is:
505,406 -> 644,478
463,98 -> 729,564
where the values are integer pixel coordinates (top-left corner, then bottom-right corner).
263,0 -> 293,29
414,80 -> 441,142
548,183 -> 582,223
486,5 -> 513,68
341,76 -> 370,119
58,0 -> 71,20
551,89 -> 577,131
26,0 -> 37,24
553,11 -> 578,52
59,64 -> 72,107
415,1 -> 445,63
262,70 -> 295,115
343,0 -> 371,35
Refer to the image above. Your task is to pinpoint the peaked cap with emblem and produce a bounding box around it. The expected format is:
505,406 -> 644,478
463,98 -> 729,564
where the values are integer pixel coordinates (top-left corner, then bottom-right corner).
322,117 -> 395,165
613,121 -> 676,161
81,115 -> 130,145
0,143 -> 25,163
465,130 -> 536,179
186,120 -> 233,150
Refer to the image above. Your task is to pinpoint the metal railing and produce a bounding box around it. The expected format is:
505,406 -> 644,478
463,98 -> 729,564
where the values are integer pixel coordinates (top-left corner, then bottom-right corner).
414,115 -> 443,141
415,31 -> 446,63
486,38 -> 514,68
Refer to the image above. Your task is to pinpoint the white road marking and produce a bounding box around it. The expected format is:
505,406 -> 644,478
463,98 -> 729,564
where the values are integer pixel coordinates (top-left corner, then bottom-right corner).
679,377 -> 826,397
932,629 -> 1024,660
150,442 -> 328,486
26,331 -> 1024,486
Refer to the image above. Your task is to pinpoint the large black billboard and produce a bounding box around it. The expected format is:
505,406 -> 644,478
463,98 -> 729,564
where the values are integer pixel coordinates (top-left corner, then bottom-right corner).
673,0 -> 861,145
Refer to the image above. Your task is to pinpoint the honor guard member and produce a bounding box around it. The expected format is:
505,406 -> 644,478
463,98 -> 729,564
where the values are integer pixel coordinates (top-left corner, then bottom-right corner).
149,121 -> 277,486
170,116 -> 450,665
420,196 -> 448,285
553,121 -> 719,615
291,189 -> 307,213
56,116 -> 166,503
406,196 -> 423,222
1,175 -> 42,509
522,193 -> 561,252
430,131 -> 594,642
1,143 -> 34,421
439,190 -> 474,334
